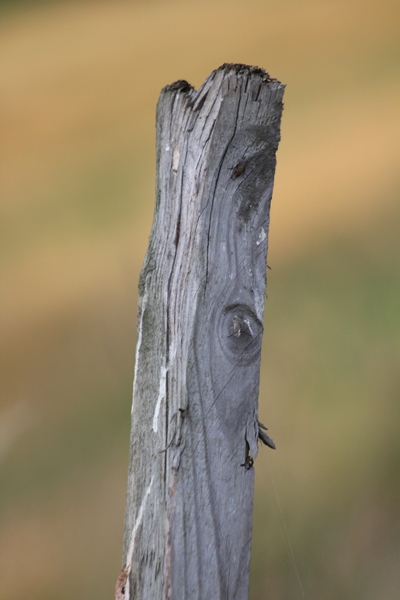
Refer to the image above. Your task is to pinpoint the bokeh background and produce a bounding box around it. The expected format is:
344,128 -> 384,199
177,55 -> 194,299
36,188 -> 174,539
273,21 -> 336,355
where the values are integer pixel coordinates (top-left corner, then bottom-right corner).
1,0 -> 399,598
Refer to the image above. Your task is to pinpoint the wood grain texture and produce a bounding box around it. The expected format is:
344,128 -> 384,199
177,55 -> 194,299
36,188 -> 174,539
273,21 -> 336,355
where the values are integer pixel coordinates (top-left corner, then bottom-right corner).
122,64 -> 284,600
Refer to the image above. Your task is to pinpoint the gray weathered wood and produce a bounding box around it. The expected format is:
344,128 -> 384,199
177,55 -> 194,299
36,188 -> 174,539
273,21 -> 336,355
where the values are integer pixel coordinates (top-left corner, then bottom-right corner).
121,64 -> 284,600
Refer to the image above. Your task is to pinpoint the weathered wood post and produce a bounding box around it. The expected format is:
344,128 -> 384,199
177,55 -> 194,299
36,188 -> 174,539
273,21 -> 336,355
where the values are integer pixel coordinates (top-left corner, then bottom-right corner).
119,64 -> 284,600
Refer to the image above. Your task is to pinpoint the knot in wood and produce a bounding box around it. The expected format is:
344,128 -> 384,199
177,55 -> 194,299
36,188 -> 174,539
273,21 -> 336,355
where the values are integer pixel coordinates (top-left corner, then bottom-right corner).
219,304 -> 263,366
232,315 -> 252,338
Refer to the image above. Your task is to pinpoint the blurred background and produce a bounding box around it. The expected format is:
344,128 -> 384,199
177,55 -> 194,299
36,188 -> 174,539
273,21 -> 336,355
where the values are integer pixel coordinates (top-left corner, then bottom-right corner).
1,0 -> 399,598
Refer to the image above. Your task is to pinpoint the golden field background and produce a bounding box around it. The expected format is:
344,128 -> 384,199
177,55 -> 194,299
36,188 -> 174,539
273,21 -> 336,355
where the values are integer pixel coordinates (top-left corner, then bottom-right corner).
1,0 -> 399,598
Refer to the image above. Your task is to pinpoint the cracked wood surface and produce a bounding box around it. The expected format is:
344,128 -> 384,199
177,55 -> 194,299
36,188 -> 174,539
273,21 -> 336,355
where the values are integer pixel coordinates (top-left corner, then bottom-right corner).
122,64 -> 284,600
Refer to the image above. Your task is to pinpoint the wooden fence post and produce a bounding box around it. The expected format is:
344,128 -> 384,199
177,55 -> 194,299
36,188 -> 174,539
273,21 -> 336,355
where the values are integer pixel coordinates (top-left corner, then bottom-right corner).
119,63 -> 284,600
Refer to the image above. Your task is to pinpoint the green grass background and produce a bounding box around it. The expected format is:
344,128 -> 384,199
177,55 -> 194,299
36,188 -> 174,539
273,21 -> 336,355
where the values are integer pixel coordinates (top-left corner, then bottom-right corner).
1,1 -> 399,598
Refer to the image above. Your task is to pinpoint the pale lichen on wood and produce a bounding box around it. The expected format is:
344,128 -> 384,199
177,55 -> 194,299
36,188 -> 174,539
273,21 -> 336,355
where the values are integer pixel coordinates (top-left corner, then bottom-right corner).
122,63 -> 284,600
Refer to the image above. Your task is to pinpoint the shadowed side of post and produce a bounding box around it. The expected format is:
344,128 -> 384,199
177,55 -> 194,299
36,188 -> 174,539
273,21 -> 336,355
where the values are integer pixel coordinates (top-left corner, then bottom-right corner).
121,64 -> 284,600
